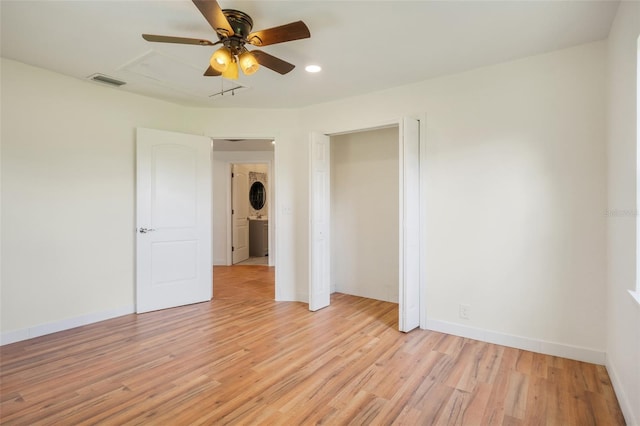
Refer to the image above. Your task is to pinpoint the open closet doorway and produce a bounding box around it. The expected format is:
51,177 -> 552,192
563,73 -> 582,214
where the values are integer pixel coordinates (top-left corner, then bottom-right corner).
309,117 -> 422,332
330,127 -> 400,303
212,138 -> 276,301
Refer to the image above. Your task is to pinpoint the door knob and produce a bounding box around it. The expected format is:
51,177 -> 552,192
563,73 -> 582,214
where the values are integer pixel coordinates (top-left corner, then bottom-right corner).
139,227 -> 156,233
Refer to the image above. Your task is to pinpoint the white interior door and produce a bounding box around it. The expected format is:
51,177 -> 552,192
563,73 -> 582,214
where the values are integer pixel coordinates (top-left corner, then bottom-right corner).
309,132 -> 331,311
399,117 -> 420,332
136,128 -> 212,313
232,164 -> 250,264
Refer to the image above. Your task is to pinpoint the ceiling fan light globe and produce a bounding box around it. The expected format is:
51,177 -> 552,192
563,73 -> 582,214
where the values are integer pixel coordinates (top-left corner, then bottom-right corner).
222,60 -> 239,80
239,51 -> 259,76
210,47 -> 232,72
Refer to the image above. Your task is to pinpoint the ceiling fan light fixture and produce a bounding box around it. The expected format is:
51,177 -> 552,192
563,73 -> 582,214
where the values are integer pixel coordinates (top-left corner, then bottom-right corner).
142,0 -> 311,79
210,47 -> 232,72
238,50 -> 259,76
222,60 -> 239,80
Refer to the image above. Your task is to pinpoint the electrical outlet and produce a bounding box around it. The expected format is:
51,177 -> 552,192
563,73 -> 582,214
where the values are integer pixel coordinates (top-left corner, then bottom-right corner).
459,304 -> 470,320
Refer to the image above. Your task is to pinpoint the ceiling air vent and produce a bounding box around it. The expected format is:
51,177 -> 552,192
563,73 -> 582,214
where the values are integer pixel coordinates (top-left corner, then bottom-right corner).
87,73 -> 126,87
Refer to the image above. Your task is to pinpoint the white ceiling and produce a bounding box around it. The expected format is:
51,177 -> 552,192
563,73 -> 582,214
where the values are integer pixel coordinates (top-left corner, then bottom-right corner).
1,1 -> 619,109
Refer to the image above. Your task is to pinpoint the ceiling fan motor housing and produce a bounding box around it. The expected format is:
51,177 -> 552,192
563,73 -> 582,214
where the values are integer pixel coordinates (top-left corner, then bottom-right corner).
222,9 -> 253,38
220,9 -> 254,54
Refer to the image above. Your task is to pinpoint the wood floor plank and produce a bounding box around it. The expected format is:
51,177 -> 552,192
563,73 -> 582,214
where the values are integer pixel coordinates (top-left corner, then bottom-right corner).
504,370 -> 529,420
0,266 -> 625,425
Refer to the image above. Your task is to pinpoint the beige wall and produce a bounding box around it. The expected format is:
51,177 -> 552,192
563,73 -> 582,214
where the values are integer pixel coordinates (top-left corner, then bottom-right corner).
0,36 -> 618,384
0,58 -> 202,336
302,41 -> 608,358
331,127 -> 399,302
605,2 -> 640,424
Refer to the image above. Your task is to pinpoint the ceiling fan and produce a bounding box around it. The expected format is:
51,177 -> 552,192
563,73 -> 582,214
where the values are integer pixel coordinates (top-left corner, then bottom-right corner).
142,0 -> 310,79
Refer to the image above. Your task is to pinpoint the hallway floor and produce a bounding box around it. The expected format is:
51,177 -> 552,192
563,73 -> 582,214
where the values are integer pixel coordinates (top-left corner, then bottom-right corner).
236,256 -> 269,266
213,265 -> 274,300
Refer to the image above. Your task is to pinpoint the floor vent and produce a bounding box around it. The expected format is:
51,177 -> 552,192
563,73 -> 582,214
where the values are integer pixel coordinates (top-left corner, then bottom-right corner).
87,73 -> 126,87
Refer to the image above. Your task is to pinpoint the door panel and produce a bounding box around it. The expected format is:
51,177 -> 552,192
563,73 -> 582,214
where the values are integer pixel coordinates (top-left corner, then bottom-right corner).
152,145 -> 197,228
151,241 -> 198,283
232,165 -> 250,264
136,128 -> 212,313
309,132 -> 331,311
399,117 -> 420,332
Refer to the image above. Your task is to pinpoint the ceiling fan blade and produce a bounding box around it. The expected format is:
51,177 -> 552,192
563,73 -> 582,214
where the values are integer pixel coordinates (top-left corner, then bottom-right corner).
204,65 -> 222,76
142,34 -> 218,46
192,0 -> 234,37
247,21 -> 310,47
252,50 -> 295,75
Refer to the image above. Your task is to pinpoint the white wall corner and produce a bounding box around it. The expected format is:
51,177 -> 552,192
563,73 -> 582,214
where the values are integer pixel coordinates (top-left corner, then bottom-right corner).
1,305 -> 135,346
605,354 -> 639,426
425,319 -> 606,365
295,291 -> 309,304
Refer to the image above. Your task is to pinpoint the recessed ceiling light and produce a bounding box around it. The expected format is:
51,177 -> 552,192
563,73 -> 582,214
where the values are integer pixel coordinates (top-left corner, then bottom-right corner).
305,65 -> 322,73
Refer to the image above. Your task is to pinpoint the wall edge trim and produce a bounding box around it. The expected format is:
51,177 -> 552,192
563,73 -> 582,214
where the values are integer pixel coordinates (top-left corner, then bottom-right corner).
605,354 -> 638,426
425,319 -> 606,364
1,305 -> 135,346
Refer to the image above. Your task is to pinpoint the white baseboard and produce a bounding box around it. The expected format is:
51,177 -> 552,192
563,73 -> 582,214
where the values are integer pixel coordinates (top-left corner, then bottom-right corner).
606,354 -> 639,426
1,305 -> 135,346
425,319 -> 606,365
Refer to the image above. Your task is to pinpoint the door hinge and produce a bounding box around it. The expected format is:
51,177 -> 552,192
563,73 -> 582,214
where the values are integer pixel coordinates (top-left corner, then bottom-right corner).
232,246 -> 235,252
231,172 -> 234,178
232,209 -> 234,215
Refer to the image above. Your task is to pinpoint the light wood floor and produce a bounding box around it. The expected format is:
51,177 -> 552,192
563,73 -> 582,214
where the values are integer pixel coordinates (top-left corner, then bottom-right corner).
1,267 -> 624,425
213,265 -> 274,300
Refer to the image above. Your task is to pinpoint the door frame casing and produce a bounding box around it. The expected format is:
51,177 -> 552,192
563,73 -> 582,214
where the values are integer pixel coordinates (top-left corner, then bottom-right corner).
309,117 -> 427,330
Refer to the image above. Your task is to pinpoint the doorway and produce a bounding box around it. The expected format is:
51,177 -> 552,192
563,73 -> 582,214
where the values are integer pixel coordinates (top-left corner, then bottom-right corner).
211,139 -> 276,300
309,117 -> 422,332
231,163 -> 270,266
330,126 -> 399,303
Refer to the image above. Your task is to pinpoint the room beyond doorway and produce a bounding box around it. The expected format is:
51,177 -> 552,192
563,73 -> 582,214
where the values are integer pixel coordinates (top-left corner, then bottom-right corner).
230,163 -> 270,265
330,126 -> 399,303
236,256 -> 269,266
211,141 -> 275,267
